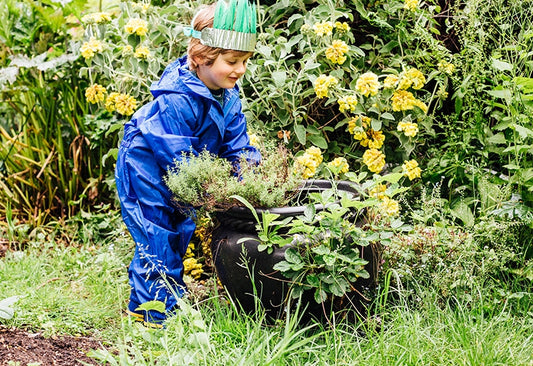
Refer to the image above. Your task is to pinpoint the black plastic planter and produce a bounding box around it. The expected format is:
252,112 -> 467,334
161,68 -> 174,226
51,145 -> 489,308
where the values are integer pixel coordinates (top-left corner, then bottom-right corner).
210,179 -> 379,320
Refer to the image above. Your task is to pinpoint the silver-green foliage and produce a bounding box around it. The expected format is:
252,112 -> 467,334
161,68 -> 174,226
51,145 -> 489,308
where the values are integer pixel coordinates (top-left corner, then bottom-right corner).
164,146 -> 302,212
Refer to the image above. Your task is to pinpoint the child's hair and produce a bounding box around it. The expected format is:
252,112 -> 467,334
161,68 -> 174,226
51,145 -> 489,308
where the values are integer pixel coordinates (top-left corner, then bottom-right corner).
187,3 -> 252,71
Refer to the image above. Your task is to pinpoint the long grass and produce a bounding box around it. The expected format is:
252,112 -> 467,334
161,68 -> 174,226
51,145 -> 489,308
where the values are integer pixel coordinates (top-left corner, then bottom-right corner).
1,214 -> 532,365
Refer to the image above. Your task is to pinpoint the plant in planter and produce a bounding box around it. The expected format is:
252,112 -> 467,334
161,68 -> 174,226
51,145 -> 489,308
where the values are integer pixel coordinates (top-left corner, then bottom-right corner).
164,146 -> 381,320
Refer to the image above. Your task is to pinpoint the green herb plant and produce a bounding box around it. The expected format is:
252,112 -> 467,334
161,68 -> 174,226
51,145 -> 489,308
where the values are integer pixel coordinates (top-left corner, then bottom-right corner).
272,187 -> 372,304
164,145 -> 303,214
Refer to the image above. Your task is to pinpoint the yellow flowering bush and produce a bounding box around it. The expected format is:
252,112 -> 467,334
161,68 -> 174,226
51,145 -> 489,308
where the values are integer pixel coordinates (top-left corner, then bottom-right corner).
105,92 -> 138,116
404,0 -> 419,11
362,148 -> 386,173
313,74 -> 338,99
80,38 -> 104,59
355,72 -> 380,97
397,121 -> 419,137
295,146 -> 323,178
402,159 -> 422,180
124,18 -> 149,36
327,157 -> 349,176
85,84 -> 107,104
325,40 -> 349,65
134,45 -> 151,59
312,21 -> 333,37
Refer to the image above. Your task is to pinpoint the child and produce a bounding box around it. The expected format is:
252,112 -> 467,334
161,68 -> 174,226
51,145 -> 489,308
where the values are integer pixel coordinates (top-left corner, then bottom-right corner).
115,0 -> 261,326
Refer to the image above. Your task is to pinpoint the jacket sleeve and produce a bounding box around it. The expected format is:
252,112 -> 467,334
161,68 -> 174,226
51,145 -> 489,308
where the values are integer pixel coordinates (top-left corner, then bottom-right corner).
218,102 -> 261,165
137,94 -> 200,170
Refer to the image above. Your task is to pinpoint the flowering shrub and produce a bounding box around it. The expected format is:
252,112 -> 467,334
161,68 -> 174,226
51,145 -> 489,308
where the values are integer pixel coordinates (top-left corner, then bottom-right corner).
78,0 -> 195,146
241,0 -> 457,219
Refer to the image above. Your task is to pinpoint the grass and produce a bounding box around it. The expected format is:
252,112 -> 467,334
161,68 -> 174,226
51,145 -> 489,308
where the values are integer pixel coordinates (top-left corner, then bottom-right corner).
0,212 -> 532,365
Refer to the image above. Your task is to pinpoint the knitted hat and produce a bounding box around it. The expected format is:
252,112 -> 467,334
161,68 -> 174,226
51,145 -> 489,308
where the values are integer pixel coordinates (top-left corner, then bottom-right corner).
183,0 -> 257,52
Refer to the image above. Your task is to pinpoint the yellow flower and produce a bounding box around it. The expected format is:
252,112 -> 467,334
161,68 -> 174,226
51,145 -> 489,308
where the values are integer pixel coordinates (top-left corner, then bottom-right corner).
82,12 -> 111,24
125,18 -> 148,36
362,148 -> 386,173
300,24 -> 312,33
114,93 -> 138,116
105,92 -> 119,113
325,40 -> 349,65
338,94 -> 358,113
406,68 -> 425,90
404,0 -> 419,11
306,146 -> 323,162
183,257 -> 203,279
383,74 -> 399,89
80,38 -> 103,59
134,45 -> 151,59
295,146 -> 323,179
397,121 -> 419,137
355,72 -> 380,97
391,90 -> 416,111
313,21 -> 333,37
378,196 -> 400,216
122,45 -> 134,56
438,60 -> 455,75
85,84 -> 107,104
402,159 -> 422,180
314,74 -> 338,99
413,99 -> 428,113
105,92 -> 138,115
249,133 -> 260,147
327,157 -> 349,174
367,129 -> 385,149
132,2 -> 151,12
397,68 -> 425,90
369,183 -> 387,199
334,21 -> 350,33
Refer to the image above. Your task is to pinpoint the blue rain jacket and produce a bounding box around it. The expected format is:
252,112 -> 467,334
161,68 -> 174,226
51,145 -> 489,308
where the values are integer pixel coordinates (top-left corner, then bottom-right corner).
115,55 -> 261,321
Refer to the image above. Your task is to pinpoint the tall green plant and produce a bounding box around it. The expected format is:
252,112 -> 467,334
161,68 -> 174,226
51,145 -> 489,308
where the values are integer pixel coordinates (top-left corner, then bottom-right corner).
0,0 -> 113,225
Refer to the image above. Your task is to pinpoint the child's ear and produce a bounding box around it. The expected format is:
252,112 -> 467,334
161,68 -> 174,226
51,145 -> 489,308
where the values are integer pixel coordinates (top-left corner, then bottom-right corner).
192,55 -> 205,66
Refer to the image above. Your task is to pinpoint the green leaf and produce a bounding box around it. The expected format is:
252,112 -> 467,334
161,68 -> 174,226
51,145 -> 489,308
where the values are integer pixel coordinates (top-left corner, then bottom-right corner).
486,88 -> 512,102
491,57 -> 513,72
273,260 -> 293,272
314,288 -> 328,303
294,124 -> 306,145
306,274 -> 320,287
307,134 -> 328,149
381,112 -> 395,120
0,296 -> 21,320
272,71 -> 286,87
136,300 -> 166,314
285,248 -> 302,264
450,201 -> 475,227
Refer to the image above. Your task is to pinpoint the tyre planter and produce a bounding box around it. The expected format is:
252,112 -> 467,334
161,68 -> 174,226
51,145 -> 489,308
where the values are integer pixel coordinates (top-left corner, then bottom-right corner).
210,179 -> 379,321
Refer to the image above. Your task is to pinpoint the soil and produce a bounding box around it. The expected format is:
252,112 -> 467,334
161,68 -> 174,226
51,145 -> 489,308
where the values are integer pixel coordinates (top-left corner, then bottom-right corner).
0,326 -> 103,366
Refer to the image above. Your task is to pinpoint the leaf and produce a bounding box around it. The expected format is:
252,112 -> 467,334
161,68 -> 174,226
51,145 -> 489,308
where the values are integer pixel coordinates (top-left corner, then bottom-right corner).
136,300 -> 166,314
381,112 -> 395,120
486,88 -> 512,102
273,260 -> 293,272
314,288 -> 328,303
450,201 -> 475,227
0,296 -> 21,320
285,248 -> 302,264
491,57 -> 513,72
513,124 -> 533,139
294,124 -> 306,145
306,274 -> 320,287
307,134 -> 328,149
271,71 -> 286,87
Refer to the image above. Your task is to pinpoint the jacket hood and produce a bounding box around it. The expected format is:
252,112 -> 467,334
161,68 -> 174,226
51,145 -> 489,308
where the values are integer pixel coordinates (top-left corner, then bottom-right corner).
150,55 -> 240,101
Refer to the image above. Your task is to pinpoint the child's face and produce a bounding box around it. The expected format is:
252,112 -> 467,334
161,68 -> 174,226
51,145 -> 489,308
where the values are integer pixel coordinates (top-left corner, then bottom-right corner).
196,51 -> 252,90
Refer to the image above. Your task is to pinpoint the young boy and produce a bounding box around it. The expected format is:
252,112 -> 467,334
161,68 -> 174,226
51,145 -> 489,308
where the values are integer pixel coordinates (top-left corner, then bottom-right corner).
115,0 -> 260,326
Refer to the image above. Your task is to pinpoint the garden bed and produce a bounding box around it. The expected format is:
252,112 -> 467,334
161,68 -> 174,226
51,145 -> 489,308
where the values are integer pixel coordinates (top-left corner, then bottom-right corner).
0,326 -> 103,365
